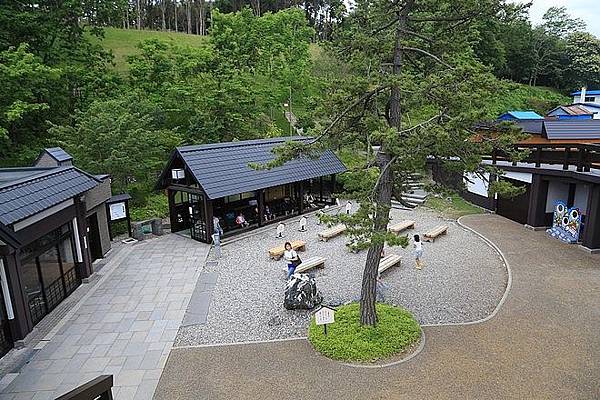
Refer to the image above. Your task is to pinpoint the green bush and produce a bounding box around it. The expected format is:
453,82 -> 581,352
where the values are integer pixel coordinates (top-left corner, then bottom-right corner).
129,193 -> 169,222
308,303 -> 421,362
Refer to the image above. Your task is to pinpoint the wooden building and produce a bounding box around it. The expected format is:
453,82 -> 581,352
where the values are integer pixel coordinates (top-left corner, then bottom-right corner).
0,149 -> 113,356
157,137 -> 347,243
435,119 -> 600,252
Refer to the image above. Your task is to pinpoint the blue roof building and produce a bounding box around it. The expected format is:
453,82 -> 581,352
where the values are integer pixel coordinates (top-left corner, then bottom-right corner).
498,111 -> 544,121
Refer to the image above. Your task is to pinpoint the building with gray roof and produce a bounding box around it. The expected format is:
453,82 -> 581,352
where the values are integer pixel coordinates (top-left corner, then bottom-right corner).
157,137 -> 347,243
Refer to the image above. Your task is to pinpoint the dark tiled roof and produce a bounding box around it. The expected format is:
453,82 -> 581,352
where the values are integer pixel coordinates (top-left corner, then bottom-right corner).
45,147 -> 73,162
514,120 -> 544,134
0,167 -> 54,186
0,167 -> 99,226
107,193 -> 132,204
543,120 -> 600,140
168,137 -> 347,199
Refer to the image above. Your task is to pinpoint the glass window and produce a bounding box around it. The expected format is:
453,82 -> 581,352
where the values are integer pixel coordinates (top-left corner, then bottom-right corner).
38,246 -> 65,310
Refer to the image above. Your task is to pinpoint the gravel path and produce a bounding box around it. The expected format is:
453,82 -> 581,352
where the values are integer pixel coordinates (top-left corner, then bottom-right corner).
175,207 -> 507,346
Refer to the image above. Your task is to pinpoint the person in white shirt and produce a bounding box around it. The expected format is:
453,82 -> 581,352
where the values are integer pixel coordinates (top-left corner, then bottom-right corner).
283,242 -> 300,278
345,200 -> 352,215
298,216 -> 307,232
276,222 -> 285,238
413,234 -> 424,270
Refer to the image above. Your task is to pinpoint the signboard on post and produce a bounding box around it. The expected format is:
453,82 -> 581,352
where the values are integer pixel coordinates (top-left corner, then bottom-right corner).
109,202 -> 126,221
315,305 -> 336,335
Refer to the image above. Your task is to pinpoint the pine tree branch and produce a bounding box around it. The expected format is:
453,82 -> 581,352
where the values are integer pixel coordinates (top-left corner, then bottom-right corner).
309,85 -> 390,144
399,46 -> 452,68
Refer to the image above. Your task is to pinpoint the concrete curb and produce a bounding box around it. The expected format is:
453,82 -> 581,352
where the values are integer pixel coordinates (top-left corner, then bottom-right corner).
419,214 -> 512,328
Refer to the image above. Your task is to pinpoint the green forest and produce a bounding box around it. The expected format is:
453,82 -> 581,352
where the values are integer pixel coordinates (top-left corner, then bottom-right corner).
1,0 -> 599,220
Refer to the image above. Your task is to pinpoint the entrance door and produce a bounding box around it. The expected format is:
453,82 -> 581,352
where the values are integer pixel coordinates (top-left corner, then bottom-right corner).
496,178 -> 531,224
86,214 -> 103,263
188,193 -> 207,242
170,190 -> 191,233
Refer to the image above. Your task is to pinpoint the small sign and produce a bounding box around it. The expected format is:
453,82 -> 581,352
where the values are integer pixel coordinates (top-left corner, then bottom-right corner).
315,306 -> 335,326
109,202 -> 126,221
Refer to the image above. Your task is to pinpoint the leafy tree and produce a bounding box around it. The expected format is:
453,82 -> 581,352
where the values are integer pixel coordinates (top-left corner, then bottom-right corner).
50,94 -> 182,195
564,32 -> 600,89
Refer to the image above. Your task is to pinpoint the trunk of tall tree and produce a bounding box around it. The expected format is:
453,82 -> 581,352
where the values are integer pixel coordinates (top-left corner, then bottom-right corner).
359,4 -> 409,326
161,1 -> 167,30
175,2 -> 178,32
136,0 -> 142,29
187,0 -> 192,34
198,0 -> 206,35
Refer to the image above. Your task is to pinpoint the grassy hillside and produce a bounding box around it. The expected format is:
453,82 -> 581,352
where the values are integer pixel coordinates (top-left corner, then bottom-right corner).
92,27 -> 206,72
487,83 -> 570,117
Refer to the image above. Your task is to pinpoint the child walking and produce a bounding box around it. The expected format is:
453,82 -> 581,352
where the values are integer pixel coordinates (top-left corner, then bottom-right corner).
413,234 -> 424,270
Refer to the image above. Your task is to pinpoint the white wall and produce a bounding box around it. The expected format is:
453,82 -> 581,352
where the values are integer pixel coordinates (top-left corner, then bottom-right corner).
464,172 -> 489,197
546,181 -> 570,213
504,171 -> 532,184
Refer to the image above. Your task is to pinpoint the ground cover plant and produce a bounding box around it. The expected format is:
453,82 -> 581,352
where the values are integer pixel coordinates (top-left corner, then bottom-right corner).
308,303 -> 421,362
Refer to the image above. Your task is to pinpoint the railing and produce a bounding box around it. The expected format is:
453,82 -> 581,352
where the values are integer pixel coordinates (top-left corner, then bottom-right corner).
55,375 -> 114,400
485,143 -> 600,172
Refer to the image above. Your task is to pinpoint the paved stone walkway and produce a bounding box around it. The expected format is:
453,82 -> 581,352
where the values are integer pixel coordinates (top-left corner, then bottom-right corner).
155,214 -> 600,400
0,234 -> 209,400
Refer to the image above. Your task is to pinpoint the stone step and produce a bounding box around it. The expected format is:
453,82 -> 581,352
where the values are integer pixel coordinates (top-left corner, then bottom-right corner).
391,200 -> 414,210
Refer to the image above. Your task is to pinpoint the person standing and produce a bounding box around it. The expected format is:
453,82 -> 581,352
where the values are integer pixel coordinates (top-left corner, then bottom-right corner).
413,234 -> 424,269
345,200 -> 352,215
276,222 -> 285,238
283,242 -> 300,278
298,216 -> 307,232
213,216 -> 223,237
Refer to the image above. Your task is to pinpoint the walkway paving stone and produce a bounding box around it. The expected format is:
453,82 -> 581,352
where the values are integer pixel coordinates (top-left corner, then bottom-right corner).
155,214 -> 600,400
0,234 -> 209,399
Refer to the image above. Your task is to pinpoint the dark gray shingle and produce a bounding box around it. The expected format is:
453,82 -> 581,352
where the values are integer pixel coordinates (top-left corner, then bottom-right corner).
543,120 -> 600,140
175,137 -> 347,199
0,167 -> 98,225
45,147 -> 73,162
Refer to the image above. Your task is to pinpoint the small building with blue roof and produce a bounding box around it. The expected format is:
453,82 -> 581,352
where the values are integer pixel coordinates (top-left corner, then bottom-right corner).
498,111 -> 544,121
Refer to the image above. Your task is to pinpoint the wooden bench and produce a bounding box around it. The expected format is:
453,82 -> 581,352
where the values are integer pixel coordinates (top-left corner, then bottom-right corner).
378,254 -> 402,276
388,220 -> 415,234
318,224 -> 346,242
295,256 -> 326,274
424,225 -> 448,242
268,240 -> 306,260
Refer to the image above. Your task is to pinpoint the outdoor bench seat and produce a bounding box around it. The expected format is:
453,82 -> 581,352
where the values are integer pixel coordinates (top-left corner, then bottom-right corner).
378,254 -> 402,276
388,220 -> 415,234
318,224 -> 346,241
269,240 -> 306,260
295,256 -> 326,274
424,225 -> 448,242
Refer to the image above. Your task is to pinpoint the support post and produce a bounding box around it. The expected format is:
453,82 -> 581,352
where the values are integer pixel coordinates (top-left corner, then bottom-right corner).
563,147 -> 570,170
581,184 -> 600,251
526,175 -> 549,228
258,189 -> 265,227
298,182 -> 304,214
535,147 -> 542,167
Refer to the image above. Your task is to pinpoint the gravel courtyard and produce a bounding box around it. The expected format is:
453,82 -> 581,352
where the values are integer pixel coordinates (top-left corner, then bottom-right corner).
175,206 -> 507,346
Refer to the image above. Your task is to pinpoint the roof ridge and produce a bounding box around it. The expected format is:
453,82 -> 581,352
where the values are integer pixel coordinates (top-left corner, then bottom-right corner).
0,166 -> 76,191
177,136 -> 310,153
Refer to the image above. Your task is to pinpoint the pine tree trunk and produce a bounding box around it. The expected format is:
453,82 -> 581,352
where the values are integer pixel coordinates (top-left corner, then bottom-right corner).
175,3 -> 178,32
359,3 -> 411,327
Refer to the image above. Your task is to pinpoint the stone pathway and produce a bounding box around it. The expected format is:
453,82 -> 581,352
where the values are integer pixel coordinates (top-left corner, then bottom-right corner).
0,234 -> 209,400
155,214 -> 600,400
